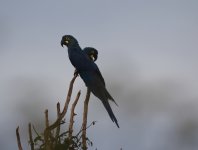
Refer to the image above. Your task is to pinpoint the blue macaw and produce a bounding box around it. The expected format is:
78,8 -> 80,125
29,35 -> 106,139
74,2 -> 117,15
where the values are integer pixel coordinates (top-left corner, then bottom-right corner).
83,47 -> 98,62
61,35 -> 119,128
74,47 -> 98,76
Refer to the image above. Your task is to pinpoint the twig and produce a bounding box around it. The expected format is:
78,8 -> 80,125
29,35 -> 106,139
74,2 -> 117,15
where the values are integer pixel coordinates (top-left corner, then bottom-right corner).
82,88 -> 91,150
45,109 -> 49,129
55,102 -> 61,140
68,90 -> 81,139
76,121 -> 95,137
28,123 -> 34,150
44,109 -> 52,150
76,121 -> 96,145
61,74 -> 78,119
32,125 -> 44,142
16,126 -> 23,150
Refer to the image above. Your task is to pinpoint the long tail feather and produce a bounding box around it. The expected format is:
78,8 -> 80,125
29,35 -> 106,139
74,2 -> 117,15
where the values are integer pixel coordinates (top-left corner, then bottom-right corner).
102,100 -> 119,128
105,90 -> 118,106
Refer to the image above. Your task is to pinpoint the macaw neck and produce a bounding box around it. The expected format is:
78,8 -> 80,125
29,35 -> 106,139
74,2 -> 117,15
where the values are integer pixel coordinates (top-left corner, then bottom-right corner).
67,44 -> 81,53
67,45 -> 84,66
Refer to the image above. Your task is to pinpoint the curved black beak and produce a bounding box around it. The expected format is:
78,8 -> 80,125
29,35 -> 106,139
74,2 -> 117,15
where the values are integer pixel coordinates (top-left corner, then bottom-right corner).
61,39 -> 64,47
94,54 -> 98,61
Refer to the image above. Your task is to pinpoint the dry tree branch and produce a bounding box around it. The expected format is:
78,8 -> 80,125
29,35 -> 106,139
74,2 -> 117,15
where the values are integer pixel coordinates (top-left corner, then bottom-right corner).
28,123 -> 34,150
43,74 -> 78,149
44,109 -> 52,150
68,90 -> 81,139
82,88 -> 91,150
61,74 -> 78,118
45,109 -> 49,129
53,102 -> 62,149
16,126 -> 23,150
45,74 -> 78,132
16,73 -> 96,149
55,102 -> 61,140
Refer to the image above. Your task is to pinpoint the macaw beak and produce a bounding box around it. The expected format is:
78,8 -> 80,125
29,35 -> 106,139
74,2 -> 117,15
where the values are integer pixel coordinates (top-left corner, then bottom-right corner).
90,54 -> 95,61
61,39 -> 64,47
94,54 -> 98,61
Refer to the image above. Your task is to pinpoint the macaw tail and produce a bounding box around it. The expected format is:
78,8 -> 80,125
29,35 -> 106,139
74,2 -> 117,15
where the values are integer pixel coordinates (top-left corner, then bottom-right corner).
102,100 -> 119,128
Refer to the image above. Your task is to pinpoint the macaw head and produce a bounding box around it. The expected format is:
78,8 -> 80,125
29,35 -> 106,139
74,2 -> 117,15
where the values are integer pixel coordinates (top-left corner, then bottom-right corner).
61,35 -> 78,47
83,47 -> 98,62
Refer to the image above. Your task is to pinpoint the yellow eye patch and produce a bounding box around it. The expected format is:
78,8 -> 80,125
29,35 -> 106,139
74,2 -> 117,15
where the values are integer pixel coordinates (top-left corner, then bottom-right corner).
65,40 -> 69,44
90,54 -> 95,61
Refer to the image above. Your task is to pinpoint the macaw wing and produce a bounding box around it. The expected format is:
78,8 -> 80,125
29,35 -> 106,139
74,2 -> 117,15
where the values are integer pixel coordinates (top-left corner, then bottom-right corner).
95,68 -> 106,86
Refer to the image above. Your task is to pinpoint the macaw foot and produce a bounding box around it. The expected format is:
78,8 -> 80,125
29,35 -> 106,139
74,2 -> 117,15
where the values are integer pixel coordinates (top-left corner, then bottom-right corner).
74,69 -> 79,77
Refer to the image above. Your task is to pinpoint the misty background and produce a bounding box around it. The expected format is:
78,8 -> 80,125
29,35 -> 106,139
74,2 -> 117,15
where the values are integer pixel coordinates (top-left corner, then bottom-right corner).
1,0 -> 198,149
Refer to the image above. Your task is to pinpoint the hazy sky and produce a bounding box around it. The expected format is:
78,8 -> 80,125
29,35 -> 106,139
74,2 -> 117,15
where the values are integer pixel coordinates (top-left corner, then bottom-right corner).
1,0 -> 198,149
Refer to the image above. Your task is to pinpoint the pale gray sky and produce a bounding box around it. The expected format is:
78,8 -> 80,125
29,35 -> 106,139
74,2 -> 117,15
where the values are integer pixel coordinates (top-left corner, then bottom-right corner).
1,0 -> 198,149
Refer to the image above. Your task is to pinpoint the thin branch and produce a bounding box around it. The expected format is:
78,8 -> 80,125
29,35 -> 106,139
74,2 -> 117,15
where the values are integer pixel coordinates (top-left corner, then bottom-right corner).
82,88 -> 91,150
45,74 -> 78,131
76,121 -> 96,144
55,102 -> 61,140
45,109 -> 49,128
76,121 -> 94,137
32,125 -> 44,142
43,74 -> 78,149
44,109 -> 52,150
68,90 -> 81,139
61,74 -> 78,119
28,123 -> 34,150
16,126 -> 23,150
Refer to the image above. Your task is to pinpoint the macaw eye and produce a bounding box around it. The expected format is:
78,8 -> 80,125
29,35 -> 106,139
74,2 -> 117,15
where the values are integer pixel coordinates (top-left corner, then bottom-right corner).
65,37 -> 70,44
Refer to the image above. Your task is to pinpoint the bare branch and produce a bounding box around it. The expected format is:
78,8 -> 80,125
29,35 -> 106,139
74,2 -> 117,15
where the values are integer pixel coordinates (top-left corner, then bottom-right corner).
61,74 -> 78,119
16,74 -> 97,149
68,90 -> 81,139
28,123 -> 34,150
44,109 -> 53,150
45,109 -> 49,128
43,74 -> 78,149
82,88 -> 91,150
45,74 -> 78,131
16,126 -> 23,150
55,102 -> 61,140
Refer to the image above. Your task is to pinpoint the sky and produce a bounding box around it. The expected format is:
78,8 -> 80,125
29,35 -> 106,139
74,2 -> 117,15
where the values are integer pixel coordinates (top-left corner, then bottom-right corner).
1,0 -> 198,149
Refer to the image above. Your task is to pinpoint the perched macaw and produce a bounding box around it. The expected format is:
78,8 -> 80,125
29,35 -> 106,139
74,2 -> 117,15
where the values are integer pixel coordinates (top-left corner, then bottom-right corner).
74,47 -> 98,76
83,47 -> 98,62
61,35 -> 119,128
